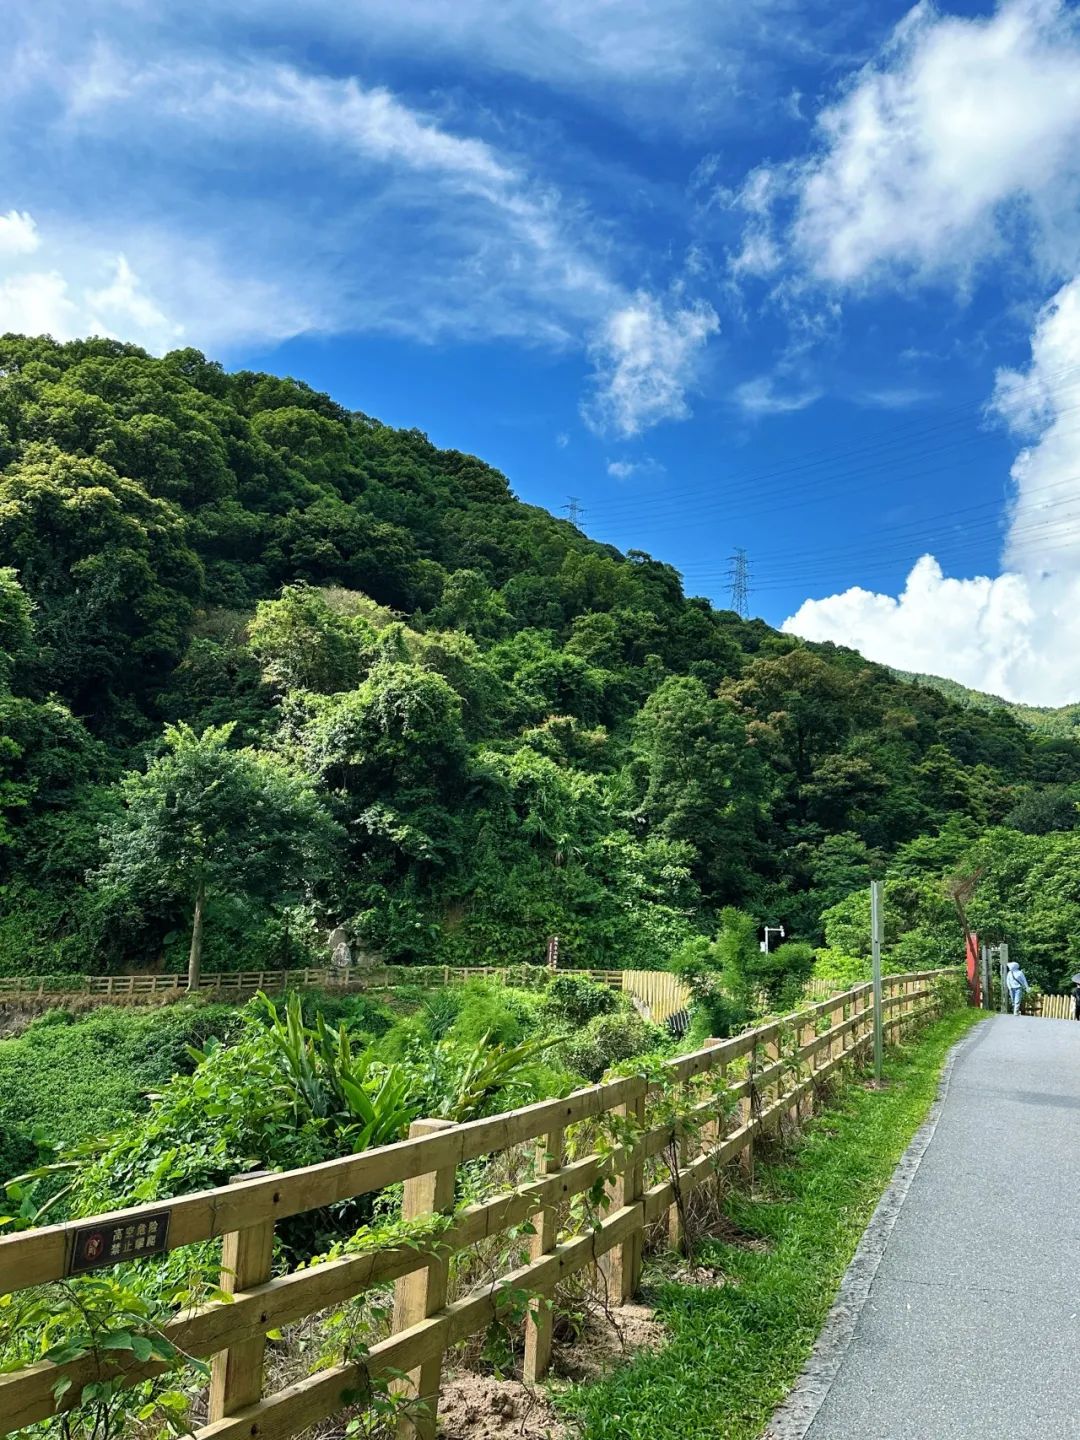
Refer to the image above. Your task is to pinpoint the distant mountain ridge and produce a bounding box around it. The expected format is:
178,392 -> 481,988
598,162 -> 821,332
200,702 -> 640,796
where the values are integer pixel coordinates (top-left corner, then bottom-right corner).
894,670 -> 1080,737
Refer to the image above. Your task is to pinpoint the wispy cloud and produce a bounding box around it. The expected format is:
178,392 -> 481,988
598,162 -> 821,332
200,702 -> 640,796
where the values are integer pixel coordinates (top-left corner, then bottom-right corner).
584,292 -> 719,438
165,0 -> 788,130
855,384 -> 937,410
606,456 -> 665,480
734,373 -> 821,415
0,25 -> 726,431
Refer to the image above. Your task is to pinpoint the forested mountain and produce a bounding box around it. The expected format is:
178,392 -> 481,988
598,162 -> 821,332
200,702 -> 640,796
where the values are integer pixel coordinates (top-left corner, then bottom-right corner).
2,334 -> 1078,980
894,669 -> 1080,737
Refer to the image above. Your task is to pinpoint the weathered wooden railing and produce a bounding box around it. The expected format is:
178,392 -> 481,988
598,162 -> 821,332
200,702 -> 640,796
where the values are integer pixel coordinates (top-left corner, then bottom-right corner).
0,970 -> 952,1440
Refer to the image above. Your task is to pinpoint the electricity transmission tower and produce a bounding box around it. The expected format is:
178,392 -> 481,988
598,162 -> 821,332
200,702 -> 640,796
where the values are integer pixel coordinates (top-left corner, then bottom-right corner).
726,548 -> 751,618
562,496 -> 586,527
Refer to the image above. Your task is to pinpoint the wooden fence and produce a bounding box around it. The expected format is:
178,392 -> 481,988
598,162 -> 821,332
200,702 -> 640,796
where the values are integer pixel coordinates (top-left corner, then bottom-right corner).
0,965 -> 693,1022
0,970 -> 951,1440
1026,992 -> 1078,1019
0,965 -> 624,1001
620,969 -> 691,1022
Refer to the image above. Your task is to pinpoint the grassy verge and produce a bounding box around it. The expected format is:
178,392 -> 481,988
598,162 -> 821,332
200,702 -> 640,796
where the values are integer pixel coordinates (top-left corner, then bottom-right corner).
559,1007 -> 986,1440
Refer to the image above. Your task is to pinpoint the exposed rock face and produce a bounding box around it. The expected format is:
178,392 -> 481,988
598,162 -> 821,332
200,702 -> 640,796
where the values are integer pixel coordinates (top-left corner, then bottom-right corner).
327,925 -> 353,969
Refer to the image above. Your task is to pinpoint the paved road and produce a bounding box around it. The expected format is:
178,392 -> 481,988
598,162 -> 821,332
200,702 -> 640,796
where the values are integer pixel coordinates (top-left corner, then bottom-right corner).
800,1016 -> 1080,1440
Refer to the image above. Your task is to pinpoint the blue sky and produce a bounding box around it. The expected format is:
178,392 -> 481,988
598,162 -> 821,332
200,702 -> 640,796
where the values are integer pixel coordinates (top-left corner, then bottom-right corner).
5,0 -> 1080,702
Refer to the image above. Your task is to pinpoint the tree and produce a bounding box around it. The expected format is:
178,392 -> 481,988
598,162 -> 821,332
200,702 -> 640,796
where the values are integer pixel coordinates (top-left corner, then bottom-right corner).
0,568 -> 32,687
1003,785 -> 1080,835
633,676 -> 766,903
96,724 -> 340,988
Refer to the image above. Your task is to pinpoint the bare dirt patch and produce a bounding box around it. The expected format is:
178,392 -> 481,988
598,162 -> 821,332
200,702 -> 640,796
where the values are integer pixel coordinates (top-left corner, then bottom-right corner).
436,1299 -> 668,1440
439,1371 -> 568,1439
551,1301 -> 666,1385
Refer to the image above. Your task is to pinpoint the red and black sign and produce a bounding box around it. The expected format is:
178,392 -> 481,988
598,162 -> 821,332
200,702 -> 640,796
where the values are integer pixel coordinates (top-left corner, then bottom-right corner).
67,1210 -> 171,1276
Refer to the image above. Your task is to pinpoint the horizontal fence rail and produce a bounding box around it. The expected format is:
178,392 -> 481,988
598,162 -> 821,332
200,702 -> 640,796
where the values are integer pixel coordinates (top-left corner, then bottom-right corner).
0,970 -> 954,1440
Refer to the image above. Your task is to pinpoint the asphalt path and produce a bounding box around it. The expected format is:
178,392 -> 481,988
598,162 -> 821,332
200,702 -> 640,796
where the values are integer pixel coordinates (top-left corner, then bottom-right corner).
782,1015 -> 1080,1440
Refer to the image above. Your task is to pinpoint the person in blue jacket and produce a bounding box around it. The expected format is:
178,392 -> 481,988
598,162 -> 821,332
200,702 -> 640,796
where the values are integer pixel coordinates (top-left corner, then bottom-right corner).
1005,960 -> 1030,1015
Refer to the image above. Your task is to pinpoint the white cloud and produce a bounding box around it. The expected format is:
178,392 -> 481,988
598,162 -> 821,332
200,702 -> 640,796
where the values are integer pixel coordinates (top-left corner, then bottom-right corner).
0,12 -> 729,428
783,556 -> 1080,706
785,273 -> 1080,704
159,0 -> 777,127
141,59 -> 517,189
84,255 -> 181,344
993,274 -> 1080,573
0,269 -> 79,338
37,46 -> 632,352
0,212 -> 308,352
734,373 -> 821,415
0,210 -> 40,257
749,2 -> 1080,704
789,0 -> 1080,286
0,253 -> 182,351
584,292 -> 719,438
606,456 -> 665,480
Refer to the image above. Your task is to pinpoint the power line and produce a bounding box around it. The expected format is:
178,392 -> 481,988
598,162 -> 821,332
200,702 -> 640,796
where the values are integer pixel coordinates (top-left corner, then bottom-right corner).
726,548 -> 751,617
590,360 -> 1080,528
562,496 -> 587,527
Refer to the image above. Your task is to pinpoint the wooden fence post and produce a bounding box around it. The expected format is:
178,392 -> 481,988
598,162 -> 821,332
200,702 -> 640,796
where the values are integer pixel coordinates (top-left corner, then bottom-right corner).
208,1173 -> 275,1423
666,1087 -> 690,1253
799,1015 -> 816,1122
523,1126 -> 565,1384
600,1080 -> 646,1304
392,1118 -> 458,1440
763,1033 -> 781,1136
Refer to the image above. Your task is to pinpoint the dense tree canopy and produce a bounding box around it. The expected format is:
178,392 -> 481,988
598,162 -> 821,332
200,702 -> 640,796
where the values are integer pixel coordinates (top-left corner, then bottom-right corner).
1,333 -> 1076,977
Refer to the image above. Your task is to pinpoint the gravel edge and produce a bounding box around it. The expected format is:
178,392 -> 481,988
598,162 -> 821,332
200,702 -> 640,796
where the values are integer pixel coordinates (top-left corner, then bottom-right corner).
761,1019 -> 989,1440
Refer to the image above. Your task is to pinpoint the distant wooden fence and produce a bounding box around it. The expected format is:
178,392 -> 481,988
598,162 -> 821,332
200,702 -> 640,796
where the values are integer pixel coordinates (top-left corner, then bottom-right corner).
0,965 -> 624,1000
0,965 -> 696,1020
0,970 -> 951,1440
620,969 -> 691,1022
1027,992 -> 1078,1019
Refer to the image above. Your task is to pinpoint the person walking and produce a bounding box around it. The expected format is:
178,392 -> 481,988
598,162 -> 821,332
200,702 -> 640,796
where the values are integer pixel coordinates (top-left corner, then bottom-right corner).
1072,973 -> 1080,1021
1006,960 -> 1030,1015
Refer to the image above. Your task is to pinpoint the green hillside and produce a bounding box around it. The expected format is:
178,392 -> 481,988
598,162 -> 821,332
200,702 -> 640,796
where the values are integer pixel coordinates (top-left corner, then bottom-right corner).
2,334 -> 1079,982
894,670 -> 1080,737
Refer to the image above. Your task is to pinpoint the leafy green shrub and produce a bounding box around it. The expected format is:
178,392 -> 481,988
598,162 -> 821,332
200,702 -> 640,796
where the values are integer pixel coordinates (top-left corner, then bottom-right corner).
0,1121 -> 36,1184
447,981 -> 543,1047
682,976 -> 748,1041
500,963 -> 551,991
756,940 -> 816,1011
292,988 -> 397,1038
543,973 -> 619,1026
0,1002 -> 239,1185
559,1012 -> 668,1083
813,947 -> 867,984
407,1033 -> 557,1122
420,987 -> 463,1040
372,1013 -> 432,1063
22,1006 -> 77,1030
